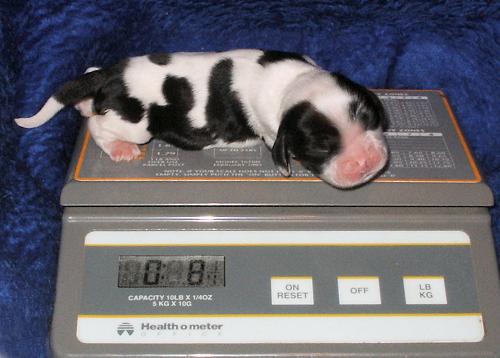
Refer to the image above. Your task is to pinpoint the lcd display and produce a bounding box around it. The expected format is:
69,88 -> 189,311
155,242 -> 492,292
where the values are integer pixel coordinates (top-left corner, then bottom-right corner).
118,255 -> 225,288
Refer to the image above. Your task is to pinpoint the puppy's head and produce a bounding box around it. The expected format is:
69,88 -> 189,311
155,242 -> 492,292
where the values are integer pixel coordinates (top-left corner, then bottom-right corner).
272,73 -> 388,189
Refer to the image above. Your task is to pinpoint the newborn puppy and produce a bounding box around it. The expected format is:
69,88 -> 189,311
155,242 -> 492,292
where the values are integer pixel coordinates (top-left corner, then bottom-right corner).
15,49 -> 388,188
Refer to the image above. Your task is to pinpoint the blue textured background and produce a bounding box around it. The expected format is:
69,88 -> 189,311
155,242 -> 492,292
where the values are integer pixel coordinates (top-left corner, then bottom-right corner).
0,1 -> 499,357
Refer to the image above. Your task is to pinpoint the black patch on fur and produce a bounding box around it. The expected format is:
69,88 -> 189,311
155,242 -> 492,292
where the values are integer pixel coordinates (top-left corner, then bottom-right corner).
258,50 -> 310,67
273,101 -> 341,175
54,69 -> 109,105
205,59 -> 258,143
163,76 -> 193,112
92,61 -> 144,123
148,75 -> 215,150
148,53 -> 171,66
331,72 -> 388,131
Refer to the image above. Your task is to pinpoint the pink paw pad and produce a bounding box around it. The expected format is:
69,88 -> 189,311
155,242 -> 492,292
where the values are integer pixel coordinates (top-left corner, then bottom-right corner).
109,141 -> 142,162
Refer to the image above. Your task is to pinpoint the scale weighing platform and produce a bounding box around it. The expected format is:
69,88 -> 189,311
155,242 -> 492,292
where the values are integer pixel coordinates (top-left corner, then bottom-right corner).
52,90 -> 500,357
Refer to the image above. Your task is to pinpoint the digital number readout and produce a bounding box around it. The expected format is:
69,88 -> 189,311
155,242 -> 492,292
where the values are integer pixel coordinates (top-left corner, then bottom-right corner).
118,256 -> 225,288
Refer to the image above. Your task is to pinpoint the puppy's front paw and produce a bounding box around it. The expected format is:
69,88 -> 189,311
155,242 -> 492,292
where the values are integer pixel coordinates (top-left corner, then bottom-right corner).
109,140 -> 142,162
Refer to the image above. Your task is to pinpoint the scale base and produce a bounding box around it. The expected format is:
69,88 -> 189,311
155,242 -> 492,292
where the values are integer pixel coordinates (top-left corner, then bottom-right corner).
51,206 -> 500,358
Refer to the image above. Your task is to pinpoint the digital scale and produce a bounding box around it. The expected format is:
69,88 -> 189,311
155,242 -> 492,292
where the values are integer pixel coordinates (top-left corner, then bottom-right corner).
51,90 -> 500,357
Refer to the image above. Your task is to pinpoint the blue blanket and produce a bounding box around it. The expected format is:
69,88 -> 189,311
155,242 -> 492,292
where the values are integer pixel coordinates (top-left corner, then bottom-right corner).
1,1 -> 498,357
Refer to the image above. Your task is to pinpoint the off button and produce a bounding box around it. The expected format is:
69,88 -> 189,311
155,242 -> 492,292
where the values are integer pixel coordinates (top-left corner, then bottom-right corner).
337,276 -> 382,305
271,276 -> 314,305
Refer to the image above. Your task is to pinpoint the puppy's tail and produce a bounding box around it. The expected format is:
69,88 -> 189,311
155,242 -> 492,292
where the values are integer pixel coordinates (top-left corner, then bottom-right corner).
15,68 -> 106,128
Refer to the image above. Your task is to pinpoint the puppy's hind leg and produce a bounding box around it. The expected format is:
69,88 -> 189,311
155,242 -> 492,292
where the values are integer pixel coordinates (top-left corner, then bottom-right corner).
73,67 -> 103,117
88,115 -> 142,162
75,98 -> 95,118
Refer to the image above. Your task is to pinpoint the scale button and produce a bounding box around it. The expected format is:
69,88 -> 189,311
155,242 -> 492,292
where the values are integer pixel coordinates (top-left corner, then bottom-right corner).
403,276 -> 447,304
271,276 -> 314,305
337,276 -> 381,305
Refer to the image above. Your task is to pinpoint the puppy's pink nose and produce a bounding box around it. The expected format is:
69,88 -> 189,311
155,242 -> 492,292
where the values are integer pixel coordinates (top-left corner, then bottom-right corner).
339,159 -> 370,182
335,145 -> 387,185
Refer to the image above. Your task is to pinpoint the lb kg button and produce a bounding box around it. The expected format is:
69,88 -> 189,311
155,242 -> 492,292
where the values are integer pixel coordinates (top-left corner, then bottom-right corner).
403,276 -> 447,305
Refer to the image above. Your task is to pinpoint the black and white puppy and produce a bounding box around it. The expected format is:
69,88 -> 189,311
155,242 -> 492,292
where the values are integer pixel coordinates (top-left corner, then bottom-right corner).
15,49 -> 388,188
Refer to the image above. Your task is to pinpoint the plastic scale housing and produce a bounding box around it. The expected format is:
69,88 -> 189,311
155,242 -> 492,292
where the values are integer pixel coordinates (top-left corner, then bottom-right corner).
51,90 -> 500,357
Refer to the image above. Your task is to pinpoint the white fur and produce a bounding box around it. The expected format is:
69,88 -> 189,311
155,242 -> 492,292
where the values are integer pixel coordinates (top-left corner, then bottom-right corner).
14,97 -> 64,128
85,66 -> 101,73
124,57 -> 169,106
89,109 -> 152,145
233,54 -> 317,147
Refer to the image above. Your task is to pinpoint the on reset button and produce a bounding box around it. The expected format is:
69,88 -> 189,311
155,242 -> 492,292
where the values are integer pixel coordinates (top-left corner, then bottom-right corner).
271,276 -> 314,305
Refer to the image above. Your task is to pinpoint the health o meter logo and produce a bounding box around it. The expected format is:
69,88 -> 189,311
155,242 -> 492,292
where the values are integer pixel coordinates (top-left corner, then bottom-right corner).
117,322 -> 135,336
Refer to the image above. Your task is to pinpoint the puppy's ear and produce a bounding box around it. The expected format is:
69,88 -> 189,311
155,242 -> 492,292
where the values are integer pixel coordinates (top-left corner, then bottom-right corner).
366,90 -> 389,131
272,122 -> 292,177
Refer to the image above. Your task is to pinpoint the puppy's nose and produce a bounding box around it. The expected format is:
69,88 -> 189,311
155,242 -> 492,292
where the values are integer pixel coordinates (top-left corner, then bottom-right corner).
335,144 -> 387,185
341,159 -> 370,181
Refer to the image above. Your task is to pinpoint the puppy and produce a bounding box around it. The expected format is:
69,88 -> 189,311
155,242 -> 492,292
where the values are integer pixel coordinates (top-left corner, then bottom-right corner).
15,49 -> 388,188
